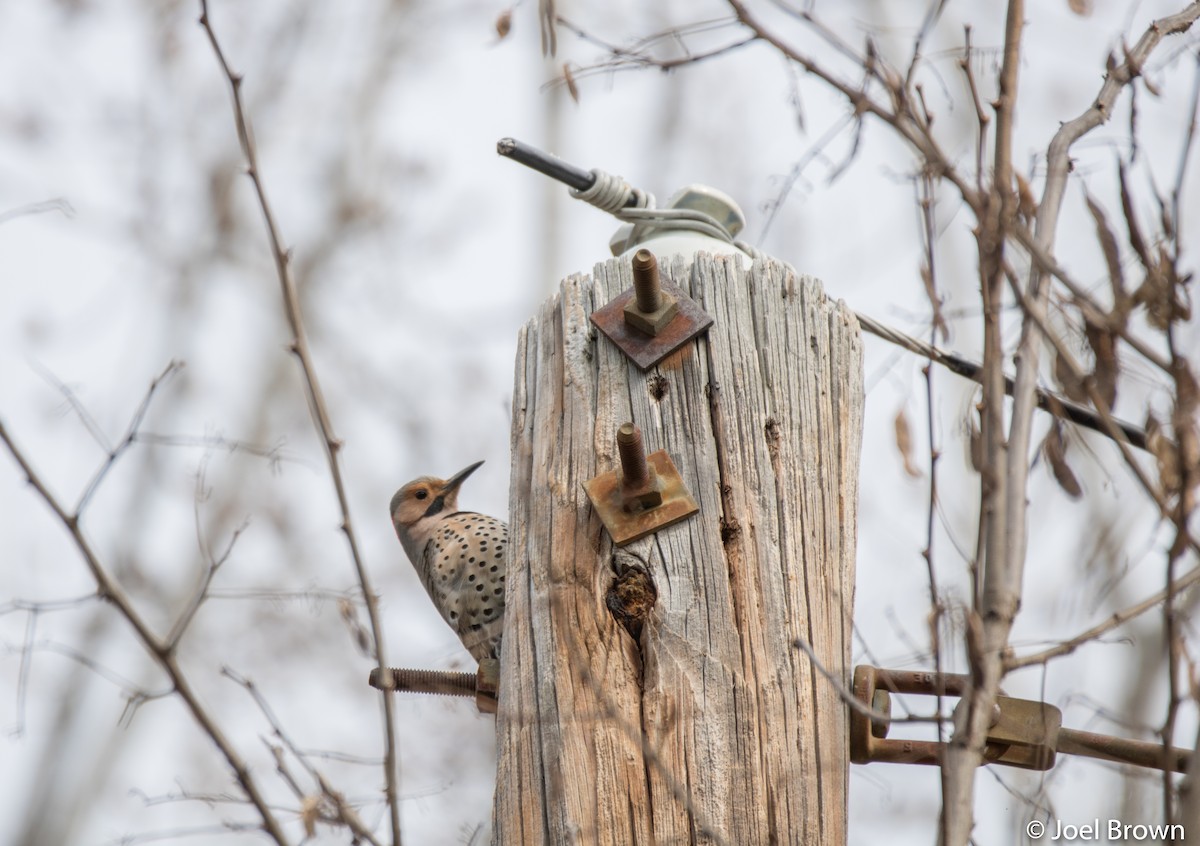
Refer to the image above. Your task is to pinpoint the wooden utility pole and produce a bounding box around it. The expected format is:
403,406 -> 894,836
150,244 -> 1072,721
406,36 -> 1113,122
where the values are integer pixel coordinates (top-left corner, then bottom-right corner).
494,252 -> 862,845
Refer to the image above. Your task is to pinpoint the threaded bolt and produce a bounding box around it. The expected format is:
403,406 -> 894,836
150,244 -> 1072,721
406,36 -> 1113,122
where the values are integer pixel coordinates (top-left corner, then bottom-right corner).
617,422 -> 649,486
631,249 -> 661,313
369,666 -> 476,698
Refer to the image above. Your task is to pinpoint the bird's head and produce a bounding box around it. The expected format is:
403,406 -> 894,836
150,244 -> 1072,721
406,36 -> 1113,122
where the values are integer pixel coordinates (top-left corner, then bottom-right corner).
390,460 -> 484,561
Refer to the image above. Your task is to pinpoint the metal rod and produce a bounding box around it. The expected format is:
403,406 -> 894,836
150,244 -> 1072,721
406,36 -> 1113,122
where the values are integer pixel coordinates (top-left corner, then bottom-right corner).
870,666 -> 971,697
854,312 -> 1149,452
631,249 -> 662,312
368,666 -> 475,698
1058,727 -> 1191,773
497,137 -> 595,193
616,423 -> 649,486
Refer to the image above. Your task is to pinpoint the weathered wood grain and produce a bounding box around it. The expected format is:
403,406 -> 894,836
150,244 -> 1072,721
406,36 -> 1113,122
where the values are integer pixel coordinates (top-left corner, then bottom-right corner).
494,253 -> 862,845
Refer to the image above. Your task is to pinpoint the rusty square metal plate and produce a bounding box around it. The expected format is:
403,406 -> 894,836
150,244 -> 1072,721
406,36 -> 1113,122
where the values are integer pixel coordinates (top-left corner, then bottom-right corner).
583,450 -> 699,546
590,279 -> 713,370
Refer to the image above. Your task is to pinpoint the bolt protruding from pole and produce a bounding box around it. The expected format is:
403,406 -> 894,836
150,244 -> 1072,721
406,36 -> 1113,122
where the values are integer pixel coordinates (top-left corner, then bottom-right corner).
623,248 -> 680,337
368,659 -> 500,715
632,249 -> 662,312
369,666 -> 476,697
617,423 -> 649,486
583,425 -> 699,543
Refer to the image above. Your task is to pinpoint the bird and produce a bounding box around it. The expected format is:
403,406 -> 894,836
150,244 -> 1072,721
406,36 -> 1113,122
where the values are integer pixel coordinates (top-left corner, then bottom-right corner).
389,460 -> 508,663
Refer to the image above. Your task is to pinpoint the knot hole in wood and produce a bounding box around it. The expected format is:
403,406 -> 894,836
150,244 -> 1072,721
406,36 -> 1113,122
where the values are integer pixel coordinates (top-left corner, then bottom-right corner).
605,562 -> 657,641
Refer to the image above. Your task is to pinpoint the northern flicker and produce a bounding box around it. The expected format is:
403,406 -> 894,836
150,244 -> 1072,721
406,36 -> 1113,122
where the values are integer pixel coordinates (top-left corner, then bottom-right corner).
389,460 -> 507,662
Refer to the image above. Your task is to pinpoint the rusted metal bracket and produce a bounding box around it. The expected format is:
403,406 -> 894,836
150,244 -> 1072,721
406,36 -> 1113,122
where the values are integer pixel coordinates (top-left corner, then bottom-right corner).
849,665 -> 1191,774
589,249 -> 713,370
369,657 -> 499,714
583,422 -> 699,546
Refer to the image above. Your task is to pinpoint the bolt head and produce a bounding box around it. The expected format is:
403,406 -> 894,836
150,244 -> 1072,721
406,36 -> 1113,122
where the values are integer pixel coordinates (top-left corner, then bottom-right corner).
620,464 -> 664,512
624,293 -> 679,336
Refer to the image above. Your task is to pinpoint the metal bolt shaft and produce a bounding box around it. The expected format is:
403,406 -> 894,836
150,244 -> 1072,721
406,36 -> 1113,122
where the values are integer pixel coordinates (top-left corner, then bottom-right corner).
1058,727 -> 1191,774
369,659 -> 500,714
369,666 -> 476,697
617,423 -> 649,486
631,249 -> 662,313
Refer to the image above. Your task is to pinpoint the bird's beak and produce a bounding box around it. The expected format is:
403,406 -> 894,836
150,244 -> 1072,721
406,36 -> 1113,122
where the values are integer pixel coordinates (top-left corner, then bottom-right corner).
443,460 -> 485,495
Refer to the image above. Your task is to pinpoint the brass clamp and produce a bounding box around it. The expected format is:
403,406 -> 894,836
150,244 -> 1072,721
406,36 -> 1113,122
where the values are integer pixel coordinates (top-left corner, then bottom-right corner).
850,665 -> 1191,774
368,657 -> 499,715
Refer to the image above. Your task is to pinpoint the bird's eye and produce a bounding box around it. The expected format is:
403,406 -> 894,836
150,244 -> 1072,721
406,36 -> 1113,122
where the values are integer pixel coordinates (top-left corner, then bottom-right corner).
415,490 -> 429,500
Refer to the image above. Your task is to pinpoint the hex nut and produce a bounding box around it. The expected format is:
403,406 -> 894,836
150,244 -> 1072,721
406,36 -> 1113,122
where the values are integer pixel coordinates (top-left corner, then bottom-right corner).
623,293 -> 679,336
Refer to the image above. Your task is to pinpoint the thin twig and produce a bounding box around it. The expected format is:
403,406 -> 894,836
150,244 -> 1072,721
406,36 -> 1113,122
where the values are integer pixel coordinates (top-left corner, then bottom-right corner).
1006,561 -> 1200,670
760,113 -> 857,240
1171,52 -> 1200,244
0,197 -> 74,226
28,358 -> 114,452
906,0 -> 951,90
1163,544 -> 1184,822
10,611 -> 36,736
916,173 -> 948,788
29,359 -> 184,515
1004,265 -> 1165,512
1010,221 -> 1172,373
80,362 -> 183,514
132,431 -> 296,466
196,4 -> 402,842
958,26 -> 990,197
726,0 -> 986,214
792,635 -> 947,728
224,667 -> 385,846
167,506 -> 247,651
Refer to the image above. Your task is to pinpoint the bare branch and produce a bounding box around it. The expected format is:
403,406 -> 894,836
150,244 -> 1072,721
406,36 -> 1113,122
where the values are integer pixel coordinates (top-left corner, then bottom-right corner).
725,0 -> 985,212
76,361 -> 184,516
225,667 -> 385,846
916,171 -> 948,752
0,417 -> 291,845
1009,221 -> 1172,372
855,312 -> 1150,449
1170,52 -> 1200,241
28,358 -> 115,453
955,25 -> 984,194
906,0 -> 951,90
166,495 -> 248,651
0,197 -> 75,226
132,432 -> 297,468
940,2 -> 1025,840
1038,3 -> 1200,259
196,3 -> 402,841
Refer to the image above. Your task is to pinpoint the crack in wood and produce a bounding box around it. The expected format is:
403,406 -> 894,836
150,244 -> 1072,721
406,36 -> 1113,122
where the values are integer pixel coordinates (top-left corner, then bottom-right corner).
703,373 -> 745,635
764,417 -> 782,462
